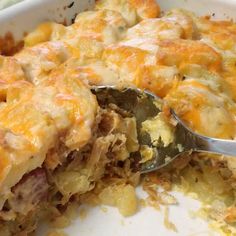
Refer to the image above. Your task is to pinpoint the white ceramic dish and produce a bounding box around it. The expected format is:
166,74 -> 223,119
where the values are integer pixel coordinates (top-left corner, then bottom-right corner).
0,0 -> 25,10
0,0 -> 236,235
1,0 -> 236,40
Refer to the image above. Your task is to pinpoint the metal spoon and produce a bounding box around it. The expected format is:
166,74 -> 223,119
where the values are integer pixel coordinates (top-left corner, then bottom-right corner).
92,86 -> 236,174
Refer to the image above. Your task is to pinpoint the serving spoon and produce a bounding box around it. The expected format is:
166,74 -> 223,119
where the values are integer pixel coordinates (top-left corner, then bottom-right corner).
92,86 -> 236,174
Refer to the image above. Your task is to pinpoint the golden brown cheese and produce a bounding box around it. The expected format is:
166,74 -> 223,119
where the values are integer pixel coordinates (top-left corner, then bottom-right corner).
95,0 -> 160,26
166,79 -> 236,139
0,56 -> 25,84
128,0 -> 160,19
0,56 -> 25,101
63,36 -> 104,60
203,31 -> 236,53
126,18 -> 185,40
103,45 -> 180,97
24,10 -> 128,64
24,24 -> 103,61
0,83 -> 57,208
15,41 -> 80,84
103,43 -> 152,82
119,37 -> 222,72
9,2 -> 236,142
194,17 -> 236,38
102,35 -> 223,97
69,10 -> 127,44
39,72 -> 98,150
154,39 -> 222,72
222,75 -> 236,102
134,65 -> 180,98
192,18 -> 236,102
24,22 -> 67,47
0,74 -> 97,209
163,9 -> 199,39
49,58 -> 121,86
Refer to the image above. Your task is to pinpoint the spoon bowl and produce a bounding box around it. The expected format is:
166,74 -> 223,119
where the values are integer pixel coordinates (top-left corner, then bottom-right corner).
92,86 -> 236,174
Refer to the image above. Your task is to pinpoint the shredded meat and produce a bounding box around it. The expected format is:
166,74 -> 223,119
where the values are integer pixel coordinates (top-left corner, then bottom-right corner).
8,168 -> 49,215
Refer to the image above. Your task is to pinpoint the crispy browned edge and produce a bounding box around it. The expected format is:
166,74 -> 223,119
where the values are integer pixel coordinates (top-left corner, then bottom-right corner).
0,32 -> 24,56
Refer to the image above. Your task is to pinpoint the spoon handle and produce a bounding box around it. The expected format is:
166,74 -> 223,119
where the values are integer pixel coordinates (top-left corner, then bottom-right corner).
178,122 -> 236,157
191,133 -> 236,157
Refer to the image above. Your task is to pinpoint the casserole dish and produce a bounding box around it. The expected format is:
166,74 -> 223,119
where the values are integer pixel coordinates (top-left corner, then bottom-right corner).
0,0 -> 24,10
1,0 -> 236,40
0,0 -> 236,236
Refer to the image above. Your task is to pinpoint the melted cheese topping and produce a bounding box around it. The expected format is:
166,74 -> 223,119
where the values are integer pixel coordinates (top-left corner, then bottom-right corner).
0,63 -> 97,202
15,41 -> 80,84
154,39 -> 222,72
126,18 -> 185,40
1,0 -> 236,206
103,43 -> 151,82
12,0 -> 236,140
166,79 -> 236,139
0,56 -> 25,101
134,65 -> 180,98
96,0 -> 160,26
163,9 -> 199,39
71,10 -> 127,44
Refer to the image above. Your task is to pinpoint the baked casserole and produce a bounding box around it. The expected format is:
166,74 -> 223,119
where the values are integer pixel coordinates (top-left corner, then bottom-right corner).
0,0 -> 236,235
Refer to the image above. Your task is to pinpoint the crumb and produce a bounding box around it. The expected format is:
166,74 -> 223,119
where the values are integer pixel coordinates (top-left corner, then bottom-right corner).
120,219 -> 125,226
46,230 -> 67,236
164,207 -> 178,232
100,206 -> 108,213
139,199 -> 147,208
146,196 -> 160,211
79,208 -> 88,220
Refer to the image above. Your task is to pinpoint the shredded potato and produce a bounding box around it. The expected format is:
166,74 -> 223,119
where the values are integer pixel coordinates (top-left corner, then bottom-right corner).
99,184 -> 138,216
164,207 -> 178,232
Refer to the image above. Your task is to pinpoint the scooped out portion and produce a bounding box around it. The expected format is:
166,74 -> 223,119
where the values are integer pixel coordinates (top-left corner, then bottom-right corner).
0,81 -> 141,234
